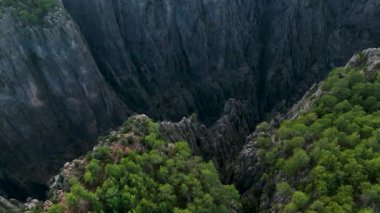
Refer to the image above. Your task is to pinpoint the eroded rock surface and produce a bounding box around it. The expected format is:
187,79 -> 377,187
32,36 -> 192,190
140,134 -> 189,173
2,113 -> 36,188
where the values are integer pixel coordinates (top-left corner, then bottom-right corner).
0,9 -> 128,199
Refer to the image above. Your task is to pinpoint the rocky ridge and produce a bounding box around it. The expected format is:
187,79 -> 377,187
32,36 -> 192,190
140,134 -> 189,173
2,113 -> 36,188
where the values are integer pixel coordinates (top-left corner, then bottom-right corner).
233,47 -> 380,211
160,99 -> 254,182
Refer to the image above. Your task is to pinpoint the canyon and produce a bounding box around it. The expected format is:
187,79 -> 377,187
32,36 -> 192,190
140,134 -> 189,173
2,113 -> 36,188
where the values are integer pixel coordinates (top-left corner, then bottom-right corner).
0,0 -> 379,203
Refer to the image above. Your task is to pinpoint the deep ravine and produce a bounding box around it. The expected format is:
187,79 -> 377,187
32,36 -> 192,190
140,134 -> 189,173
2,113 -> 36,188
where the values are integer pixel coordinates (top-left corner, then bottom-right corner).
0,0 -> 379,203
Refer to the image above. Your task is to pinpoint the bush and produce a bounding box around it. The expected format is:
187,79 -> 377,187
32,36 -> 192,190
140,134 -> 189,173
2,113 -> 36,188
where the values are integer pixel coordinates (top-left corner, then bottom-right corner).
93,146 -> 110,161
47,204 -> 65,213
256,136 -> 271,148
284,202 -> 298,213
309,200 -> 324,212
276,182 -> 292,197
284,137 -> 305,153
282,149 -> 310,176
257,122 -> 270,132
291,191 -> 309,209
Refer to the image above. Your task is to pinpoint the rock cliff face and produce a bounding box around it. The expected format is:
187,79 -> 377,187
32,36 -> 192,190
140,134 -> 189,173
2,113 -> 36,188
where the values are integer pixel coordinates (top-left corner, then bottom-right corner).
1,0 -> 380,200
0,8 -> 128,199
62,0 -> 380,122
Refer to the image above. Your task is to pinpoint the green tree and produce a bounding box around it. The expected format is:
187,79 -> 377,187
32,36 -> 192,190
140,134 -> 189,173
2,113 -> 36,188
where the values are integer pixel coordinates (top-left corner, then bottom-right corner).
291,191 -> 309,209
283,148 -> 310,176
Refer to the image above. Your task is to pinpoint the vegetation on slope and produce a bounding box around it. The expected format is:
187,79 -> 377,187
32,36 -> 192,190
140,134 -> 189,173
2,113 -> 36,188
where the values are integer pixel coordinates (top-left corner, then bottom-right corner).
29,56 -> 380,213
40,116 -> 241,213
0,0 -> 57,23
250,67 -> 380,212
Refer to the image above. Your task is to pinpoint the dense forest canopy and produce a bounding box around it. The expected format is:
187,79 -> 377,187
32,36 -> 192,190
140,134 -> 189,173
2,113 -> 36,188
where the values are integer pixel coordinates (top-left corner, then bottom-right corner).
247,67 -> 380,212
39,117 -> 241,213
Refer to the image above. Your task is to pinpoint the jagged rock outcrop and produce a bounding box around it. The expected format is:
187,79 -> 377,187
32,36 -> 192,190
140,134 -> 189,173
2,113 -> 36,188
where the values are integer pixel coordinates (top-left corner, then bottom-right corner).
160,99 -> 254,181
35,99 -> 250,191
346,48 -> 380,79
0,195 -> 18,211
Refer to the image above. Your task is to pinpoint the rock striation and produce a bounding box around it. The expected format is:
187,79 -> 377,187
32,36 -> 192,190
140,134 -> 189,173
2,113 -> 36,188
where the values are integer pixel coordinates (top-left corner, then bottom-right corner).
62,0 -> 380,123
0,8 -> 128,199
160,99 -> 254,182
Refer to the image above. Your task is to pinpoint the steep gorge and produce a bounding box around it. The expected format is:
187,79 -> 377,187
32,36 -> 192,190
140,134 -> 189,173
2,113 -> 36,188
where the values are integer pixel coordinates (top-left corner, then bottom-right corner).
62,0 -> 380,122
0,0 -> 380,200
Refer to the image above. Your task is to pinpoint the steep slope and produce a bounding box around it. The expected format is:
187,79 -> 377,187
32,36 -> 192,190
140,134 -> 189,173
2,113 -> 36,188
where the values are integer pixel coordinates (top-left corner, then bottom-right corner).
62,0 -> 260,124
234,48 -> 380,212
0,6 -> 129,199
41,115 -> 241,212
62,0 -> 380,123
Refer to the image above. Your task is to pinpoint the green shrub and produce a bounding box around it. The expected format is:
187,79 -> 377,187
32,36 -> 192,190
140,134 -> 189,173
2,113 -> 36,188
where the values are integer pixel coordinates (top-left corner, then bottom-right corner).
276,182 -> 292,197
291,191 -> 309,209
284,137 -> 305,153
257,122 -> 270,132
46,204 -> 65,213
284,202 -> 298,213
256,136 -> 271,148
93,146 -> 110,161
282,149 -> 310,176
0,0 -> 58,24
309,200 -> 324,212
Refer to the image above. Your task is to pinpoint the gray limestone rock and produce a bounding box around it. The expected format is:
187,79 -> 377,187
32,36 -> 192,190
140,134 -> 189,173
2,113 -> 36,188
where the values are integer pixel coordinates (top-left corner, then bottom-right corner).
0,8 -> 129,198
